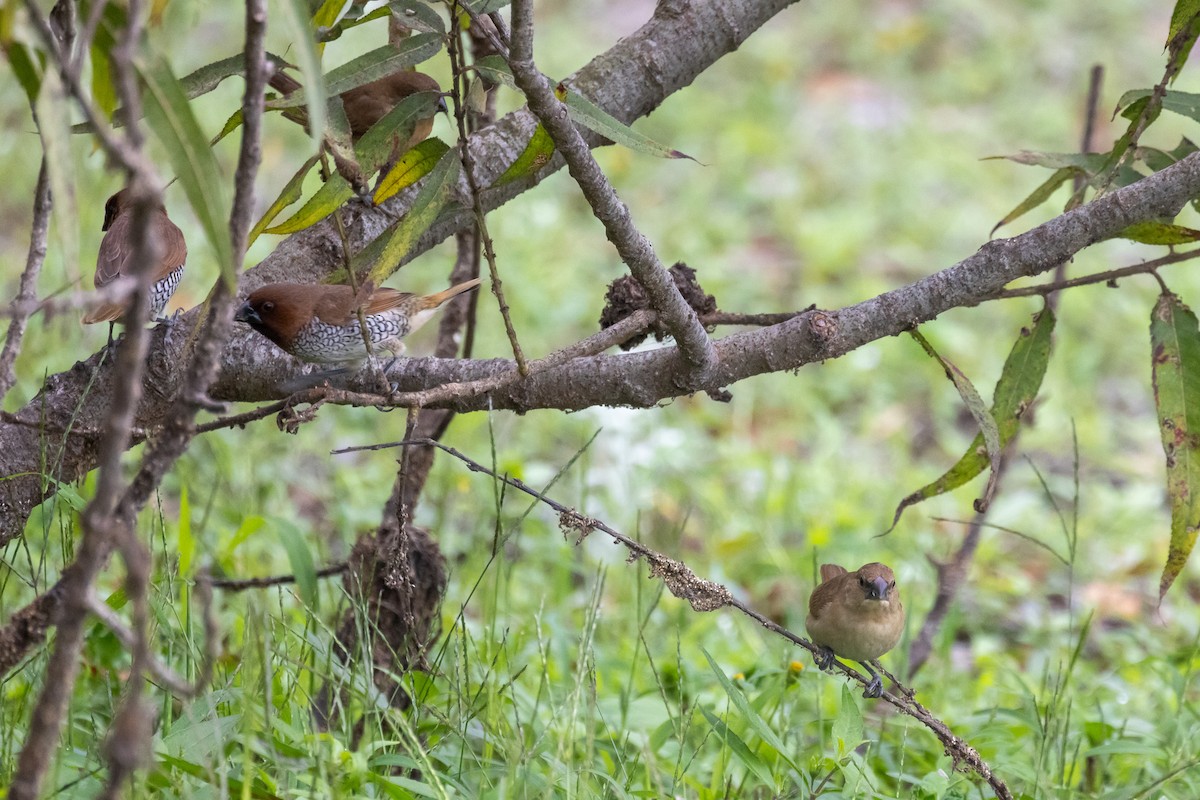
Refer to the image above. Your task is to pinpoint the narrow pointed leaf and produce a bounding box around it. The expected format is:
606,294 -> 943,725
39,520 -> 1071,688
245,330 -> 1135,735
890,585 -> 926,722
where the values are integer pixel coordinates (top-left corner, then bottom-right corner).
250,155 -> 321,246
991,167 -> 1077,236
561,84 -> 699,162
374,138 -> 451,204
1150,292 -> 1200,598
278,0 -> 326,154
90,42 -> 117,119
910,329 -> 1003,512
1171,0 -> 1200,40
492,123 -> 555,187
179,53 -> 254,99
701,649 -> 800,773
4,42 -> 43,104
697,705 -> 777,787
140,58 -> 235,281
1118,221 -> 1200,245
889,309 -> 1055,530
263,172 -> 353,235
276,523 -> 318,610
388,1 -> 447,34
361,147 -> 461,287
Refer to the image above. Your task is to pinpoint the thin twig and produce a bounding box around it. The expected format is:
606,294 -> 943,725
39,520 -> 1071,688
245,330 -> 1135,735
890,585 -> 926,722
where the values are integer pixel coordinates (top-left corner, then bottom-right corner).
0,161 -> 52,401
356,437 -> 1013,800
506,0 -> 717,387
208,561 -> 348,591
986,248 -> 1200,301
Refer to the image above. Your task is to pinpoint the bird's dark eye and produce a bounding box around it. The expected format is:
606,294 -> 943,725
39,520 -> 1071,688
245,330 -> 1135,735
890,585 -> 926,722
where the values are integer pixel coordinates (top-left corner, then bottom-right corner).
262,301 -> 275,313
859,576 -> 868,587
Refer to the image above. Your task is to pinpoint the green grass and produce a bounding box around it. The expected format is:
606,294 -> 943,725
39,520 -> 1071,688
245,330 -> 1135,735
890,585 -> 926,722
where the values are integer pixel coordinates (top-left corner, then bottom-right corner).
5,0 -> 1200,797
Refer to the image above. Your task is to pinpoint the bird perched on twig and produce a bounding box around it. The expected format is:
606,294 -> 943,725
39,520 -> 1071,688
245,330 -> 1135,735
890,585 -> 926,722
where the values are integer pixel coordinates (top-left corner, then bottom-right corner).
82,188 -> 188,329
269,67 -> 446,150
805,562 -> 904,698
234,279 -> 482,366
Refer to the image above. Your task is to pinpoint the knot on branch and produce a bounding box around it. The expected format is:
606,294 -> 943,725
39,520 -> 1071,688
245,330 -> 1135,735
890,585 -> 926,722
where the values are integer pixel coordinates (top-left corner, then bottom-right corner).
276,399 -> 324,434
642,552 -> 731,612
807,310 -> 838,344
600,262 -> 717,350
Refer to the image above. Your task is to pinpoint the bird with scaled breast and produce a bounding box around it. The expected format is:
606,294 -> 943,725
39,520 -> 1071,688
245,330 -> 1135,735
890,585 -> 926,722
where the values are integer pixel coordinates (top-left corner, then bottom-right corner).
82,188 -> 188,327
234,279 -> 482,366
805,562 -> 904,699
269,67 -> 446,153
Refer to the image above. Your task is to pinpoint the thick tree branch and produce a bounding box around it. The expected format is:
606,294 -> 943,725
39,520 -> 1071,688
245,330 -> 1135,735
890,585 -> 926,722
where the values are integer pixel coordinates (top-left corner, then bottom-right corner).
0,0 -> 801,545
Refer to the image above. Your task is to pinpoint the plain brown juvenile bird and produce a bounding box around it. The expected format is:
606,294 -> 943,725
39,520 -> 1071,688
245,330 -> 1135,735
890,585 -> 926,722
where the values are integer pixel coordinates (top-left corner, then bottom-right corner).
805,562 -> 905,698
234,279 -> 481,366
270,68 -> 445,150
82,188 -> 188,326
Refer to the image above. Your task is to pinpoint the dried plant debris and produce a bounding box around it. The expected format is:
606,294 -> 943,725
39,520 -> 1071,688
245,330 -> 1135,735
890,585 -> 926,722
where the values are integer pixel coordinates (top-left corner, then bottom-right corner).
599,262 -> 718,350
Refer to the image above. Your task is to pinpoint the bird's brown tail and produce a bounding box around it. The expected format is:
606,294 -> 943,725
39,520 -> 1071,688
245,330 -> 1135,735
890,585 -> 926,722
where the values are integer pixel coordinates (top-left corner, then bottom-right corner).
421,278 -> 483,309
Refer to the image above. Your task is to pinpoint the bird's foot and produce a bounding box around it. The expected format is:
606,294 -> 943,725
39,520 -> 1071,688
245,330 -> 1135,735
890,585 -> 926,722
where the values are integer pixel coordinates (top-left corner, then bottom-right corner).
859,661 -> 883,699
813,646 -> 837,672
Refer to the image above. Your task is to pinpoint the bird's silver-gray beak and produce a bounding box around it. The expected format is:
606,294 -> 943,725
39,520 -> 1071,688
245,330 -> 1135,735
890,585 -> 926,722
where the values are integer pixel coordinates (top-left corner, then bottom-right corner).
867,577 -> 890,601
234,302 -> 261,326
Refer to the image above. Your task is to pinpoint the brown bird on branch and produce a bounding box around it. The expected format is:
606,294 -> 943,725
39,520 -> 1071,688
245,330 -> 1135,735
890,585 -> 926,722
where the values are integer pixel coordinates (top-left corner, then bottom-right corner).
82,188 -> 188,328
805,562 -> 905,698
234,279 -> 482,366
269,67 -> 446,148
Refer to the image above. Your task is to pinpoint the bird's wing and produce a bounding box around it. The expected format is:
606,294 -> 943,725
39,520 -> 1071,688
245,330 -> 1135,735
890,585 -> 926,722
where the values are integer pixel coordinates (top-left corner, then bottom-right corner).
362,287 -> 417,315
808,575 -> 845,620
94,214 -> 132,288
156,216 -> 188,277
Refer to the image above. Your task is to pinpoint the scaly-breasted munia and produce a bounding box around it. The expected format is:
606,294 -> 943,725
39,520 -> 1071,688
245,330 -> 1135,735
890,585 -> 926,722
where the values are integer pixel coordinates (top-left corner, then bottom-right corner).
82,188 -> 188,325
805,562 -> 905,698
234,279 -> 481,365
270,68 -> 445,151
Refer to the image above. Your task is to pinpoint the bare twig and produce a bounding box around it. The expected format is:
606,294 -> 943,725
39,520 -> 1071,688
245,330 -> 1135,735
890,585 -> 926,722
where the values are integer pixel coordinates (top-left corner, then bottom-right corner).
986,248 -> 1200,301
506,0 -> 718,388
0,161 -> 52,401
208,561 -> 348,591
353,437 -> 1013,800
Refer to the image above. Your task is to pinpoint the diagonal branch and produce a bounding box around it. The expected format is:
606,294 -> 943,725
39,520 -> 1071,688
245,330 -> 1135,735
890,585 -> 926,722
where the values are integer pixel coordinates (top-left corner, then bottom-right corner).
507,0 -> 717,387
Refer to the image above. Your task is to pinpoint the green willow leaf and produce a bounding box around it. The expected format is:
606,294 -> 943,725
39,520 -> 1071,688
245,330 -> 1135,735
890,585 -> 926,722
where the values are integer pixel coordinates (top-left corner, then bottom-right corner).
910,329 -> 1003,511
472,54 -> 515,89
263,172 -> 352,235
140,58 -> 235,282
374,138 -> 451,204
354,91 -> 442,174
360,147 -> 461,287
388,0 -> 447,34
249,154 -> 321,246
1150,292 -> 1200,599
492,123 -> 554,187
991,167 -> 1077,236
90,41 -> 117,119
889,308 -> 1055,531
561,84 -> 699,162
4,42 -> 44,104
279,0 -> 326,153
276,523 -> 318,610
1118,221 -> 1200,245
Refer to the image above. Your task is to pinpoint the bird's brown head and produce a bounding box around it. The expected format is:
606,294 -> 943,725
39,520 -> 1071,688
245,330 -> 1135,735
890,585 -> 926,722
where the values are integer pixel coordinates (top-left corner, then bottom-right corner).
102,190 -> 128,231
854,562 -> 897,603
235,284 -> 322,348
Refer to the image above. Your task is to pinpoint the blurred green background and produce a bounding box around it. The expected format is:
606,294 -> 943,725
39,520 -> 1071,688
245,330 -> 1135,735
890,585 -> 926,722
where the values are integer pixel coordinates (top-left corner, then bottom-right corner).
4,0 -> 1200,796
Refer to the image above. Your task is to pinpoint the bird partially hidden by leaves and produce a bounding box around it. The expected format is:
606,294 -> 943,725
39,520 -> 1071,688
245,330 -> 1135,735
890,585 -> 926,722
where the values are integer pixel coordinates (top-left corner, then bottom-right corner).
805,562 -> 904,698
82,188 -> 188,329
269,66 -> 446,151
234,279 -> 482,367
